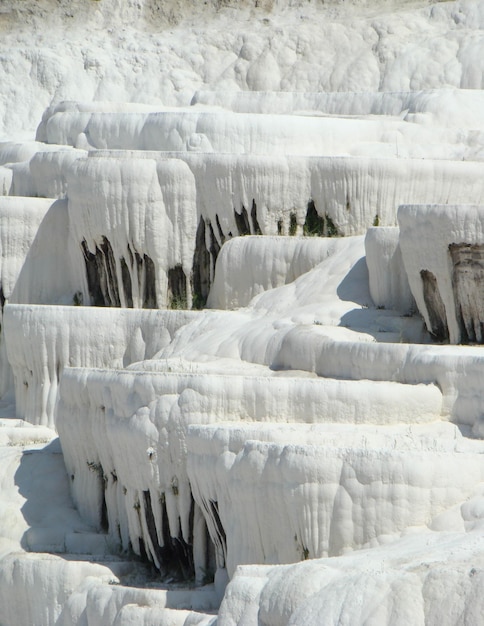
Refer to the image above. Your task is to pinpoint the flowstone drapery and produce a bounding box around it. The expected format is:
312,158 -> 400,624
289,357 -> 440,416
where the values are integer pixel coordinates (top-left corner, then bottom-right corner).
1,2 -> 484,622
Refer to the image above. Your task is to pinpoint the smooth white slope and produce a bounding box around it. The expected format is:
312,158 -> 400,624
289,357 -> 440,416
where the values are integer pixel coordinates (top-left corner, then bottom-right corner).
207,236 -> 349,309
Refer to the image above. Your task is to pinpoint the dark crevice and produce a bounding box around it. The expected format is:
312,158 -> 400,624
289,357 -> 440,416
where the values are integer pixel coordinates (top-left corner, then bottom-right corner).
126,243 -> 134,268
251,200 -> 262,235
209,500 -> 227,565
134,252 -> 144,297
138,537 -> 149,563
172,519 -> 195,581
234,206 -> 251,236
141,490 -> 195,581
168,265 -> 187,309
81,237 -> 120,307
208,222 -> 220,275
142,490 -> 163,569
192,217 -> 210,309
120,257 -> 133,307
143,255 -> 157,309
132,251 -> 157,308
92,461 -> 108,532
277,219 -> 284,235
324,213 -> 339,237
81,239 -> 104,306
215,214 -> 225,245
210,501 -> 226,545
100,238 -> 121,307
100,489 -> 108,532
81,238 -> 156,308
205,525 -> 216,582
303,200 -> 325,236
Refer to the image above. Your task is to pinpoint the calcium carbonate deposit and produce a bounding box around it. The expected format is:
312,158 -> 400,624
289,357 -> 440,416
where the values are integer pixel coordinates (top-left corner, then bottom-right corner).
0,0 -> 483,624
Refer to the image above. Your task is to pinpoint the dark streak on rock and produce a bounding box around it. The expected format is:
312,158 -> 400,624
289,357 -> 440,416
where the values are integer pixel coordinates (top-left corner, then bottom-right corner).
420,269 -> 449,341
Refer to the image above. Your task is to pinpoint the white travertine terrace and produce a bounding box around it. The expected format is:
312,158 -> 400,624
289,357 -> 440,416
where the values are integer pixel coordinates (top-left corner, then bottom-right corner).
217,532 -> 484,626
69,152 -> 484,238
207,236 -> 349,309
186,421 -> 484,575
55,367 -> 443,570
37,107 -> 484,161
191,88 -> 484,124
3,305 -> 198,427
1,0 -> 484,624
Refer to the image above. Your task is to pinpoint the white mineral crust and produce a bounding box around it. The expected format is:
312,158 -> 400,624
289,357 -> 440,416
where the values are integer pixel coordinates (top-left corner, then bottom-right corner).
0,0 -> 483,624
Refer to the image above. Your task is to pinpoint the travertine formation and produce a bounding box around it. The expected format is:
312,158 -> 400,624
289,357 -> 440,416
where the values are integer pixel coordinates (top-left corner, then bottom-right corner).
1,1 -> 484,625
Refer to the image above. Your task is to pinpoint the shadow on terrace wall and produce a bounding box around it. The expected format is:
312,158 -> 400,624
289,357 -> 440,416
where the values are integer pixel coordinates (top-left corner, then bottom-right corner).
336,257 -> 372,307
14,438 -> 92,554
12,438 -> 222,614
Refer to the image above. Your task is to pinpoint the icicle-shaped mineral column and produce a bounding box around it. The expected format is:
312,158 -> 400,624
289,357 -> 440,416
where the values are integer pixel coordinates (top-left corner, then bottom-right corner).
66,154 -> 197,309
